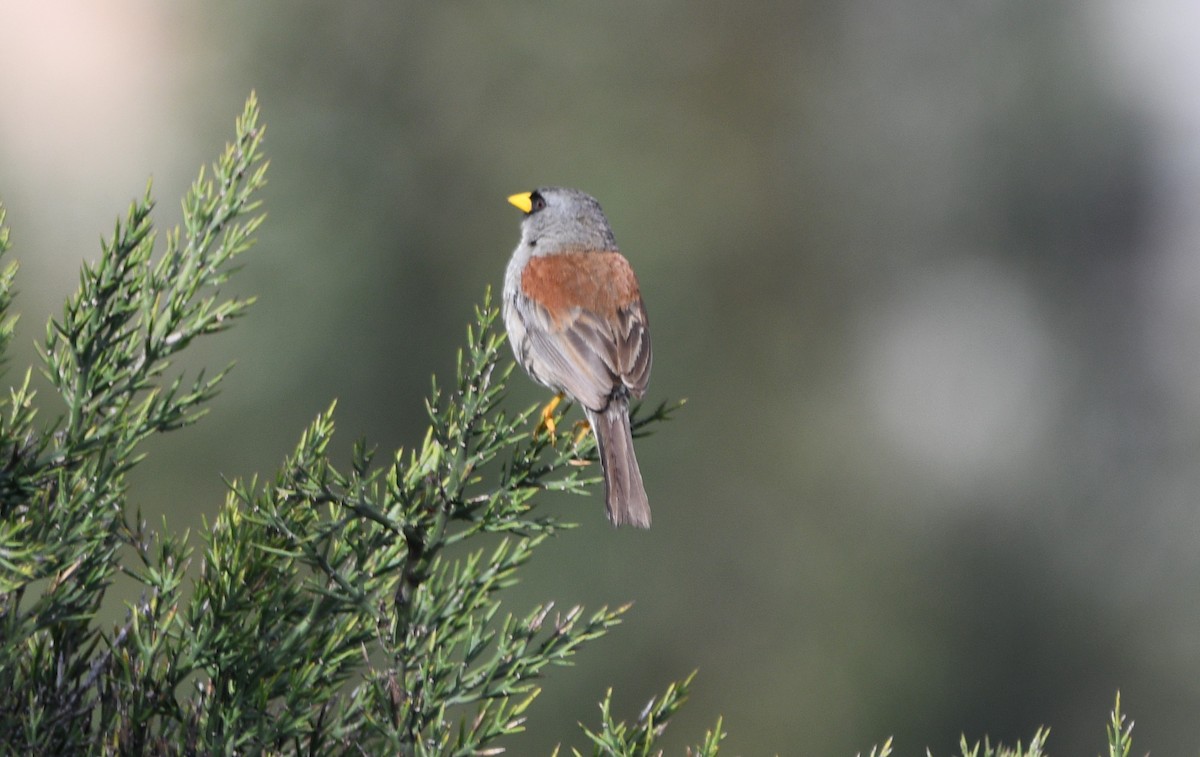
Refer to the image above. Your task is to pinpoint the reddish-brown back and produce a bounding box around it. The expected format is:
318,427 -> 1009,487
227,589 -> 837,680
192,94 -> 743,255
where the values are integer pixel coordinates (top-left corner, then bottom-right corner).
520,250 -> 642,325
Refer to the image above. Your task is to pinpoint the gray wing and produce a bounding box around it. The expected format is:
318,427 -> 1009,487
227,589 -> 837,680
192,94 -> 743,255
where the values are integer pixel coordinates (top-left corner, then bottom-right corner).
517,295 -> 651,413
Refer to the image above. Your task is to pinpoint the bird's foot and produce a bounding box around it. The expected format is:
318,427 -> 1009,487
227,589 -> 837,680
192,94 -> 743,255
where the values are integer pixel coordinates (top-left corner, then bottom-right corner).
567,419 -> 594,465
535,394 -> 564,438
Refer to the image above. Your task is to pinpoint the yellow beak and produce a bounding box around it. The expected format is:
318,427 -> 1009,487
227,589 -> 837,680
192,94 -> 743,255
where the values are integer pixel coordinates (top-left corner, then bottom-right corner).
507,192 -> 534,213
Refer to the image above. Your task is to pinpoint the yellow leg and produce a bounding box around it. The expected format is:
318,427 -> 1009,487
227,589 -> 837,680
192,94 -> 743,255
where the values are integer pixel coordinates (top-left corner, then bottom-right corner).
567,419 -> 594,466
571,419 -> 592,447
536,394 -> 564,437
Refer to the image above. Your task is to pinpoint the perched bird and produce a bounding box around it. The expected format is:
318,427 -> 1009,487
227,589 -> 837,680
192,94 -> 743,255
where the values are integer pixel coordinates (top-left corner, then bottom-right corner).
503,187 -> 653,528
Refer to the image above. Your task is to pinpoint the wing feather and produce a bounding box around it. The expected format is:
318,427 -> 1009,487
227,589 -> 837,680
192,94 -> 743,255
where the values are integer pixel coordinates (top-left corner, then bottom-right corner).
516,295 -> 651,412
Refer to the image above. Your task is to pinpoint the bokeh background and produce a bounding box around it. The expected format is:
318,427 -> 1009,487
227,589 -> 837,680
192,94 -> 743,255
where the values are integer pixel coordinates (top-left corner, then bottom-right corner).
4,2 -> 1200,753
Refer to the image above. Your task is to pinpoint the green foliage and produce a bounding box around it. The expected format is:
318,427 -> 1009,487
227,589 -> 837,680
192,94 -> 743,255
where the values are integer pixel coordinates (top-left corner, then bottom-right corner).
0,95 -> 715,755
0,93 -> 1147,757
0,93 -> 267,755
900,694 -> 1136,757
1105,693 -> 1133,757
858,737 -> 893,757
942,728 -> 1050,757
570,672 -> 725,757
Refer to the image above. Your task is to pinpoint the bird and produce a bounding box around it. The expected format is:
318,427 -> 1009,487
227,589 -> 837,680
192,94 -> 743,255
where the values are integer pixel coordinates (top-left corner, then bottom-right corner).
503,187 -> 653,528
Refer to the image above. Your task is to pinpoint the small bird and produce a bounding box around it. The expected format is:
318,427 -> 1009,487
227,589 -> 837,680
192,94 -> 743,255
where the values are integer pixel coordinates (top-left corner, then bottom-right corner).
503,187 -> 653,528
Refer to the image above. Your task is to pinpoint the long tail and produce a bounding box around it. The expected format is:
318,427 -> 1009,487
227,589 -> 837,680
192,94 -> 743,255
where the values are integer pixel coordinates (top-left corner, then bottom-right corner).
586,403 -> 651,528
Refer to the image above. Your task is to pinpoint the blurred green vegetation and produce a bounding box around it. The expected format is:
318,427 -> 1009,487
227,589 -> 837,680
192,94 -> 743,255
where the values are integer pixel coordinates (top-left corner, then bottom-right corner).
1,2 -> 1197,754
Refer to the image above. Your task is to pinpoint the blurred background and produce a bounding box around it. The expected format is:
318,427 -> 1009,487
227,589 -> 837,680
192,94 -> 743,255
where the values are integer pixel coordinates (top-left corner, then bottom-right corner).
3,1 -> 1200,753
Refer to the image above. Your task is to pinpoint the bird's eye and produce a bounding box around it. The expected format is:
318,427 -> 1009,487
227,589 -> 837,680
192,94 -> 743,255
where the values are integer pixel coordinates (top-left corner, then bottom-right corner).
530,192 -> 547,212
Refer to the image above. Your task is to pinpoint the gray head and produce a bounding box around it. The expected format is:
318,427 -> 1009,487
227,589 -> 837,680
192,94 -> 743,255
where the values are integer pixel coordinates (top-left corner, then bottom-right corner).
507,187 -> 618,254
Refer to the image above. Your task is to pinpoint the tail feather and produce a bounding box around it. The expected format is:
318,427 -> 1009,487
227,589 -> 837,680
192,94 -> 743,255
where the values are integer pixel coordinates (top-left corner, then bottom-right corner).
587,404 -> 651,528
